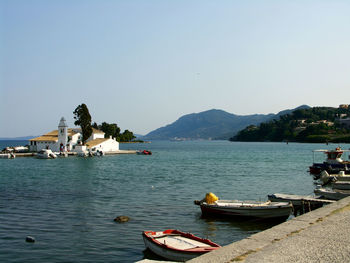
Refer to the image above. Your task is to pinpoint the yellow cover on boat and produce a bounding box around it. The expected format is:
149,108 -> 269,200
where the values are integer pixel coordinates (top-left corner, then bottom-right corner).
205,193 -> 218,204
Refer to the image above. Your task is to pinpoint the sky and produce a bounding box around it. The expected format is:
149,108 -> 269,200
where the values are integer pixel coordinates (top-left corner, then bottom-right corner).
1,0 -> 350,137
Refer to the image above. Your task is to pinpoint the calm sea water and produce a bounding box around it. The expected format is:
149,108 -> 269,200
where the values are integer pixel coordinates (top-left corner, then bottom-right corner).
1,140 -> 349,262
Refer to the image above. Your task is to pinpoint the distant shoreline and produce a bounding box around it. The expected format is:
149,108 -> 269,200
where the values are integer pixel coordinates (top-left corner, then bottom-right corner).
120,141 -> 151,144
0,137 -> 35,141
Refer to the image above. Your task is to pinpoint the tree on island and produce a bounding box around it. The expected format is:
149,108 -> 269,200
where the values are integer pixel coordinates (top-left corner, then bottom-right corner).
73,103 -> 93,144
118,129 -> 136,142
92,121 -> 137,142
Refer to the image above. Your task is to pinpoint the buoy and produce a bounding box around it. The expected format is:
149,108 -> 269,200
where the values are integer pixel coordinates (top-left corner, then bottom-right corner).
114,216 -> 130,223
26,236 -> 35,243
205,192 -> 219,204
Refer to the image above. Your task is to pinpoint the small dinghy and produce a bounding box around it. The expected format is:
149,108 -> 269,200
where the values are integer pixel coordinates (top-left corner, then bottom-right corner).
195,193 -> 292,221
137,150 -> 152,155
142,229 -> 221,262
36,149 -> 57,159
314,187 -> 350,200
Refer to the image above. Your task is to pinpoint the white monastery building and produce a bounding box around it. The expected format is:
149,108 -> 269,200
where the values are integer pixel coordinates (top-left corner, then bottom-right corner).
29,117 -> 119,153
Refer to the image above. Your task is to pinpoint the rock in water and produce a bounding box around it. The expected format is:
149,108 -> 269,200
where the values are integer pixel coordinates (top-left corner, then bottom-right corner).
114,216 -> 130,223
26,236 -> 35,243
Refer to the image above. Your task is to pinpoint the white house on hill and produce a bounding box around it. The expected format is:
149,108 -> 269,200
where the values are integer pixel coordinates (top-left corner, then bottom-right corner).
29,117 -> 119,153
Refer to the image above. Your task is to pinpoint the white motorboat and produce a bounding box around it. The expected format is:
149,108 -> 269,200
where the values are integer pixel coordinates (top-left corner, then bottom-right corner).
36,149 -> 57,159
93,150 -> 104,156
0,153 -> 15,159
320,170 -> 350,184
310,147 -> 350,175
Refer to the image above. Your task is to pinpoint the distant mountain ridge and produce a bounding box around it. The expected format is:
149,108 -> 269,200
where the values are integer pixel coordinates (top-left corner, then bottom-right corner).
0,136 -> 37,140
144,105 -> 310,140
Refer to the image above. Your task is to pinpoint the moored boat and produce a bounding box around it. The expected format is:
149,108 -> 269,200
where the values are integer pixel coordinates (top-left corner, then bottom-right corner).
314,187 -> 350,200
309,148 -> 350,175
319,170 -> 350,184
0,153 -> 15,159
267,193 -> 335,206
137,150 -> 152,155
195,193 -> 292,221
36,149 -> 57,159
332,181 -> 350,190
142,229 -> 220,262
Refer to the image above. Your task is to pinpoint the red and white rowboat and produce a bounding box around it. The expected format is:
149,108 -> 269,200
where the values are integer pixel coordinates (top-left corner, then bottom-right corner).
142,229 -> 221,261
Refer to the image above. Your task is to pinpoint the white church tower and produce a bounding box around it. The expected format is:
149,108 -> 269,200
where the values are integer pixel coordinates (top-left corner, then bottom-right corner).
58,117 -> 68,152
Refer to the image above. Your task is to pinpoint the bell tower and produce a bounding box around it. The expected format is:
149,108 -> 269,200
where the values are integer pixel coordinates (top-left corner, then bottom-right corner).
58,117 -> 68,152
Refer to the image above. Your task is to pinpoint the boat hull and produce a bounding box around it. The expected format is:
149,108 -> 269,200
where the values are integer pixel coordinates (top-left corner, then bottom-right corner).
199,201 -> 292,221
332,182 -> 350,190
143,236 -> 206,261
314,188 -> 350,200
309,163 -> 350,175
142,230 -> 220,262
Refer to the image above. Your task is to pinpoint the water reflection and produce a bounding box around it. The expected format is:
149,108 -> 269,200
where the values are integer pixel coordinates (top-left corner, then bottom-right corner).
199,214 -> 283,232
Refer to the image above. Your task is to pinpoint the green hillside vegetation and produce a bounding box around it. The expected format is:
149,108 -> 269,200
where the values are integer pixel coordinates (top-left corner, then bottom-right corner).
92,122 -> 138,142
230,107 -> 350,143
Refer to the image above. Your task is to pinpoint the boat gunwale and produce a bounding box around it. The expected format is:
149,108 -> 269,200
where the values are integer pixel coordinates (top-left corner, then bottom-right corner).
200,200 -> 292,210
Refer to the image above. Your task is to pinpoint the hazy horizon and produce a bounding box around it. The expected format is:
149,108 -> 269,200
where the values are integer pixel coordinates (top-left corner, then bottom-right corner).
0,105 -> 307,138
1,1 -> 349,137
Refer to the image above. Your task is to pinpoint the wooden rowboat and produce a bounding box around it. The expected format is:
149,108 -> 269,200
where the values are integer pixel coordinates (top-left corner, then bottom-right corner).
314,187 -> 350,200
196,199 -> 292,221
194,193 -> 292,221
142,229 -> 220,261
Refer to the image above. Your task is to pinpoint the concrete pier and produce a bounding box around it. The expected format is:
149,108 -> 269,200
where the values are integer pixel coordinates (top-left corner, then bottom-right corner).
138,196 -> 350,263
2,150 -> 137,158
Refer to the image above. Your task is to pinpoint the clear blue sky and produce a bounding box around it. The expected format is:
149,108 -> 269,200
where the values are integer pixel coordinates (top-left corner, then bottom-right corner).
1,0 -> 350,137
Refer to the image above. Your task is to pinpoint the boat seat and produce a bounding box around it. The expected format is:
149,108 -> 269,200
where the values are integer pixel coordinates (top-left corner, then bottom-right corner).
153,234 -> 181,239
156,236 -> 211,250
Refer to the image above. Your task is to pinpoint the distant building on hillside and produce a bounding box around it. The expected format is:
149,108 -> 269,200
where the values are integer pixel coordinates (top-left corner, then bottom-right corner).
29,117 -> 119,153
310,120 -> 334,126
339,104 -> 349,109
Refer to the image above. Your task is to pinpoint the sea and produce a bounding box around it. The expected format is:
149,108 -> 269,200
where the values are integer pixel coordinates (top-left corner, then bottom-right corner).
1,140 -> 349,263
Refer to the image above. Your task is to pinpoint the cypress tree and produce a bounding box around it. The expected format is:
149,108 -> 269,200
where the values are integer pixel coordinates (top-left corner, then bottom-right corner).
73,104 -> 93,144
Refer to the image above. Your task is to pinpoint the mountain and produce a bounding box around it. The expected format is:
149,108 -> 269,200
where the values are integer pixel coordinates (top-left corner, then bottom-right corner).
272,105 -> 310,120
144,105 -> 310,140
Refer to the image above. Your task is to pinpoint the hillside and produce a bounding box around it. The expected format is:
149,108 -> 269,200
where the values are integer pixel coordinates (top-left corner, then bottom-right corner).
144,106 -> 309,140
231,106 -> 350,143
